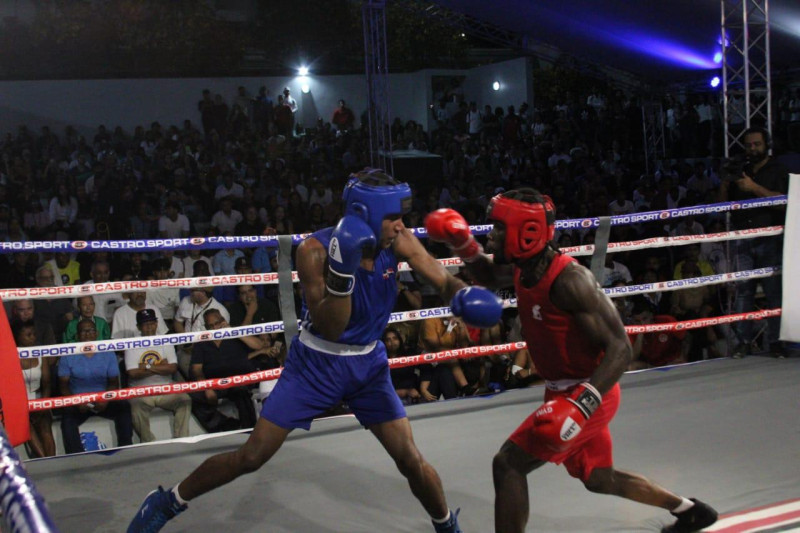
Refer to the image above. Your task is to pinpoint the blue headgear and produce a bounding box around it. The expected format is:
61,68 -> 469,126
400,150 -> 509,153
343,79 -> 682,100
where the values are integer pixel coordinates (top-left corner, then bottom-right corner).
342,169 -> 412,238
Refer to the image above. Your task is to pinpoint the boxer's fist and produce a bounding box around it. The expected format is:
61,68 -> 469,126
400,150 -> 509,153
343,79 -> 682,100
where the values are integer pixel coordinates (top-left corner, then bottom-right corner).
424,208 -> 482,262
326,216 -> 376,296
531,383 -> 602,452
450,286 -> 502,328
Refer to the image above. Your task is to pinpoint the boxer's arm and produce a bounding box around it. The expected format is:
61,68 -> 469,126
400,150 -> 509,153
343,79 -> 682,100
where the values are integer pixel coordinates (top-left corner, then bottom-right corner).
393,228 -> 466,303
297,237 -> 352,341
550,264 -> 632,395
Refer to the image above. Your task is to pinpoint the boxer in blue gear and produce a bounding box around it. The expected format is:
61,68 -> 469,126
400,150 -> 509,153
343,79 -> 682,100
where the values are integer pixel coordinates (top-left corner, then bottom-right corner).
128,168 -> 502,533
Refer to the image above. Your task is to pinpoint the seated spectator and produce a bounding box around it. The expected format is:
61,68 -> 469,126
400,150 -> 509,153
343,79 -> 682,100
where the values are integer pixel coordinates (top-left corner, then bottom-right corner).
116,251 -> 151,280
112,290 -> 168,339
32,265 -> 74,341
189,309 -> 262,432
174,285 -> 229,377
628,300 -> 688,370
58,319 -> 133,454
506,347 -> 540,390
182,249 -> 214,279
84,259 -> 125,323
669,260 -> 721,361
124,309 -> 191,442
602,253 -> 633,287
418,312 -> 471,401
13,320 -> 56,458
158,201 -> 190,239
63,295 -> 111,343
384,327 -> 420,404
47,252 -> 81,286
235,205 -> 266,236
0,252 -> 37,289
673,244 -> 715,279
212,239 -> 245,275
210,196 -> 242,234
146,258 -> 181,330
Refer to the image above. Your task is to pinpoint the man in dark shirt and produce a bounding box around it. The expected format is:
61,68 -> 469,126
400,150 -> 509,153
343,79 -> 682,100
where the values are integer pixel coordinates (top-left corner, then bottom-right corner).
189,309 -> 265,431
719,126 -> 789,356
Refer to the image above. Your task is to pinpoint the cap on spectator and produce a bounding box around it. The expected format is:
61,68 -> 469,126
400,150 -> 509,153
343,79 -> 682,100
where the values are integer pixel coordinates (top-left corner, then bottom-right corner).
235,256 -> 251,270
136,308 -> 158,325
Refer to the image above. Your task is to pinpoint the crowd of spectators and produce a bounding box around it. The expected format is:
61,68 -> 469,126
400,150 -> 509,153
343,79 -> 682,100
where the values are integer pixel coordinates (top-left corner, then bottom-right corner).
3,77 -> 797,455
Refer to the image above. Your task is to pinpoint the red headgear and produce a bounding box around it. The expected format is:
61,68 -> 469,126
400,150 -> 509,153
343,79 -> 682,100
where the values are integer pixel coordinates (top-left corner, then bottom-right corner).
488,193 -> 555,261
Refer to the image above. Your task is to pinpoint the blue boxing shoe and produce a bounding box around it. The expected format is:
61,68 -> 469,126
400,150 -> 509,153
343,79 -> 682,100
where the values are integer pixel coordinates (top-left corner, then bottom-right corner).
127,486 -> 187,533
432,508 -> 462,533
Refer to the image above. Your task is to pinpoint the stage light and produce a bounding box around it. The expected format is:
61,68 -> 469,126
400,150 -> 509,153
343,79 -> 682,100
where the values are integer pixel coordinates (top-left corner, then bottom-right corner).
713,51 -> 722,64
298,66 -> 309,76
710,76 -> 721,88
492,81 -> 500,91
301,83 -> 310,94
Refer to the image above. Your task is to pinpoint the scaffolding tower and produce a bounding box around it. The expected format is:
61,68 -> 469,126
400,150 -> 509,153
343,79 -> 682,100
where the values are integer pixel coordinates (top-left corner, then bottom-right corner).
362,0 -> 393,174
721,0 -> 772,157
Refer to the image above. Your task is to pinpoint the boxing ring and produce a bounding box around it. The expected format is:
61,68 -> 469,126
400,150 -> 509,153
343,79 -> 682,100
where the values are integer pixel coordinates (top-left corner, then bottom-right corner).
2,195 -> 799,532
17,357 -> 800,532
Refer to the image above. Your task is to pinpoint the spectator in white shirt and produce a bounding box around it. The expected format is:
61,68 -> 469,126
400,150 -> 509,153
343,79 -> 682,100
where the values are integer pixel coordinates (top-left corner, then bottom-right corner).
213,174 -> 244,202
146,259 -> 181,329
112,291 -> 168,339
158,201 -> 190,239
608,190 -> 635,217
210,197 -> 243,234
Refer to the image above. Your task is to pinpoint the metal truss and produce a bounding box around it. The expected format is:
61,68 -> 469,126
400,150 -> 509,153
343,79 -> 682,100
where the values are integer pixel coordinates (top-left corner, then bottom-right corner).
362,0 -> 394,174
641,102 -> 666,175
721,0 -> 772,156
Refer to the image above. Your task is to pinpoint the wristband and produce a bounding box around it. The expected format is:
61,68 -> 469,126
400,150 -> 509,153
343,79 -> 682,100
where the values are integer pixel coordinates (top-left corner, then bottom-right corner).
568,383 -> 602,418
453,238 -> 483,263
326,266 -> 354,296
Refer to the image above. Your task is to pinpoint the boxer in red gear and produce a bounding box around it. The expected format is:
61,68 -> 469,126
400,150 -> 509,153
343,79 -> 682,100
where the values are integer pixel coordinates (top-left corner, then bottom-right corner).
427,189 -> 718,533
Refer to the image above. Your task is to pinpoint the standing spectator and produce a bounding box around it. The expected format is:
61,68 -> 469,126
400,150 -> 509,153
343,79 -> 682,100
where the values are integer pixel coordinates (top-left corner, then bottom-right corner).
331,99 -> 355,131
198,89 -> 214,137
59,319 -> 133,454
124,309 -> 191,443
158,201 -> 190,239
273,94 -> 293,136
14,320 -> 56,458
282,87 -> 298,134
252,86 -> 274,133
466,102 -> 482,138
719,127 -> 789,357
63,295 -> 111,343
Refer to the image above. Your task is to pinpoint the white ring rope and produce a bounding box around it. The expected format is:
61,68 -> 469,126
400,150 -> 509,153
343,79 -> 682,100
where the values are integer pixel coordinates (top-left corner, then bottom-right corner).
0,226 -> 783,302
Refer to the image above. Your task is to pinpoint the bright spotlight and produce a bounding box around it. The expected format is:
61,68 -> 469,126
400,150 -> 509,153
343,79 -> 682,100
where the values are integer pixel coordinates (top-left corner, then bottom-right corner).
492,81 -> 500,91
710,76 -> 721,88
298,66 -> 309,76
301,84 -> 310,94
713,51 -> 722,64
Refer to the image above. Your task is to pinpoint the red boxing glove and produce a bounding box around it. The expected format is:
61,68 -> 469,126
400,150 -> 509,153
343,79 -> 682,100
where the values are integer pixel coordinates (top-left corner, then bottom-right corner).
531,383 -> 602,453
424,208 -> 483,262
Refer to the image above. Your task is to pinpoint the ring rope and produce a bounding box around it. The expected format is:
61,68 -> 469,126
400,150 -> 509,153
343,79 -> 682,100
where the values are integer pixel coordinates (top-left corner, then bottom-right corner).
0,196 -> 786,255
15,266 -> 781,360
26,308 -> 782,413
0,226 -> 783,302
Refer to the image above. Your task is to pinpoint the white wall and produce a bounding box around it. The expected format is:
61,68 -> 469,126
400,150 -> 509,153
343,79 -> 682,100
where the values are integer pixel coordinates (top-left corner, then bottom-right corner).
0,58 -> 530,138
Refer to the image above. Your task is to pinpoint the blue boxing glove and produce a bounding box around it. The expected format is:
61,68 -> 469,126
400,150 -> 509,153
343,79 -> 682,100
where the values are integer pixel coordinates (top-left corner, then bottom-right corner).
326,215 -> 377,296
450,286 -> 503,328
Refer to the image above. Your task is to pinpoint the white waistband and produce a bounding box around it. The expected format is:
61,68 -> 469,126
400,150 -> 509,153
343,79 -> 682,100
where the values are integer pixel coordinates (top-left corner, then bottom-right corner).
298,329 -> 377,356
545,377 -> 589,391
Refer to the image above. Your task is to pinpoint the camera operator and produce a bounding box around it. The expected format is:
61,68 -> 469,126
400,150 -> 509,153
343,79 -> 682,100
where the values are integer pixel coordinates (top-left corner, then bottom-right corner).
718,126 -> 789,357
